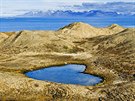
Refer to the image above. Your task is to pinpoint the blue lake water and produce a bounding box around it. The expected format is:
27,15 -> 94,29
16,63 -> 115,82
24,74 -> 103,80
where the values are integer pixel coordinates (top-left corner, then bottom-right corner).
25,64 -> 103,86
0,16 -> 135,32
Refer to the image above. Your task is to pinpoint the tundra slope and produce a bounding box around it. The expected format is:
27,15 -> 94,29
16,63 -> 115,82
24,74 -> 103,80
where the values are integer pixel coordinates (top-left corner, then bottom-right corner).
0,22 -> 134,101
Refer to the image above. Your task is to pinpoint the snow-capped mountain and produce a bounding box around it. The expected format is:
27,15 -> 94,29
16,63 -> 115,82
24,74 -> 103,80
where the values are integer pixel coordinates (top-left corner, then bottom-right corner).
19,10 -> 134,17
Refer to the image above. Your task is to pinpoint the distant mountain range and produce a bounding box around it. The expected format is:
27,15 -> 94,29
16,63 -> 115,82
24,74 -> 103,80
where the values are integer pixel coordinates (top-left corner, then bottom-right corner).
19,10 -> 135,17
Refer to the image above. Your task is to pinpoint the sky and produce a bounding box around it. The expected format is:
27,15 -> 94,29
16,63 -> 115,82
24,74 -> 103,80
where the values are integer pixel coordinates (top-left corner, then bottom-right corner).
0,0 -> 135,16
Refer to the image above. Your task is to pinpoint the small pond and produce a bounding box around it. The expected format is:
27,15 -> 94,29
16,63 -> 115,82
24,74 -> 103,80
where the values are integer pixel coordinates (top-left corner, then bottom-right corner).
25,64 -> 103,86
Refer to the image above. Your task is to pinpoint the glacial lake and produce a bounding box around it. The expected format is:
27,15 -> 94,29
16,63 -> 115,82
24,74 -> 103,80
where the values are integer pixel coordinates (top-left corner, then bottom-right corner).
25,64 -> 103,86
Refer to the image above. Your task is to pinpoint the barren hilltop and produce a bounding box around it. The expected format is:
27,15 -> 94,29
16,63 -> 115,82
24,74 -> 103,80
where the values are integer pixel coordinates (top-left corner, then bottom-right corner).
0,22 -> 135,101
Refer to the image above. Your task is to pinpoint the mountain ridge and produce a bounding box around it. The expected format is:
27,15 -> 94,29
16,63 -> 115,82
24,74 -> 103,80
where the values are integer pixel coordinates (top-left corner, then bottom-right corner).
57,22 -> 125,38
18,10 -> 134,17
0,22 -> 126,54
0,22 -> 125,45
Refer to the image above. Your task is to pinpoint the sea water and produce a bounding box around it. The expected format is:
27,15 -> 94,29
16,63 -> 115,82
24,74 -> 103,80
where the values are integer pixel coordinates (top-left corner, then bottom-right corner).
0,16 -> 134,32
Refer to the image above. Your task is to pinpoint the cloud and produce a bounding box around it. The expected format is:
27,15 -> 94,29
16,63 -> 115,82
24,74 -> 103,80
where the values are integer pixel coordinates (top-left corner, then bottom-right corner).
71,2 -> 135,14
37,0 -> 135,3
1,0 -> 135,16
0,0 -> 62,16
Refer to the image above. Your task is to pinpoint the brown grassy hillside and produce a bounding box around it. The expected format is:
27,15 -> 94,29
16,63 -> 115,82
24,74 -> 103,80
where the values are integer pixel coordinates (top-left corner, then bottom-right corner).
0,22 -> 134,101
